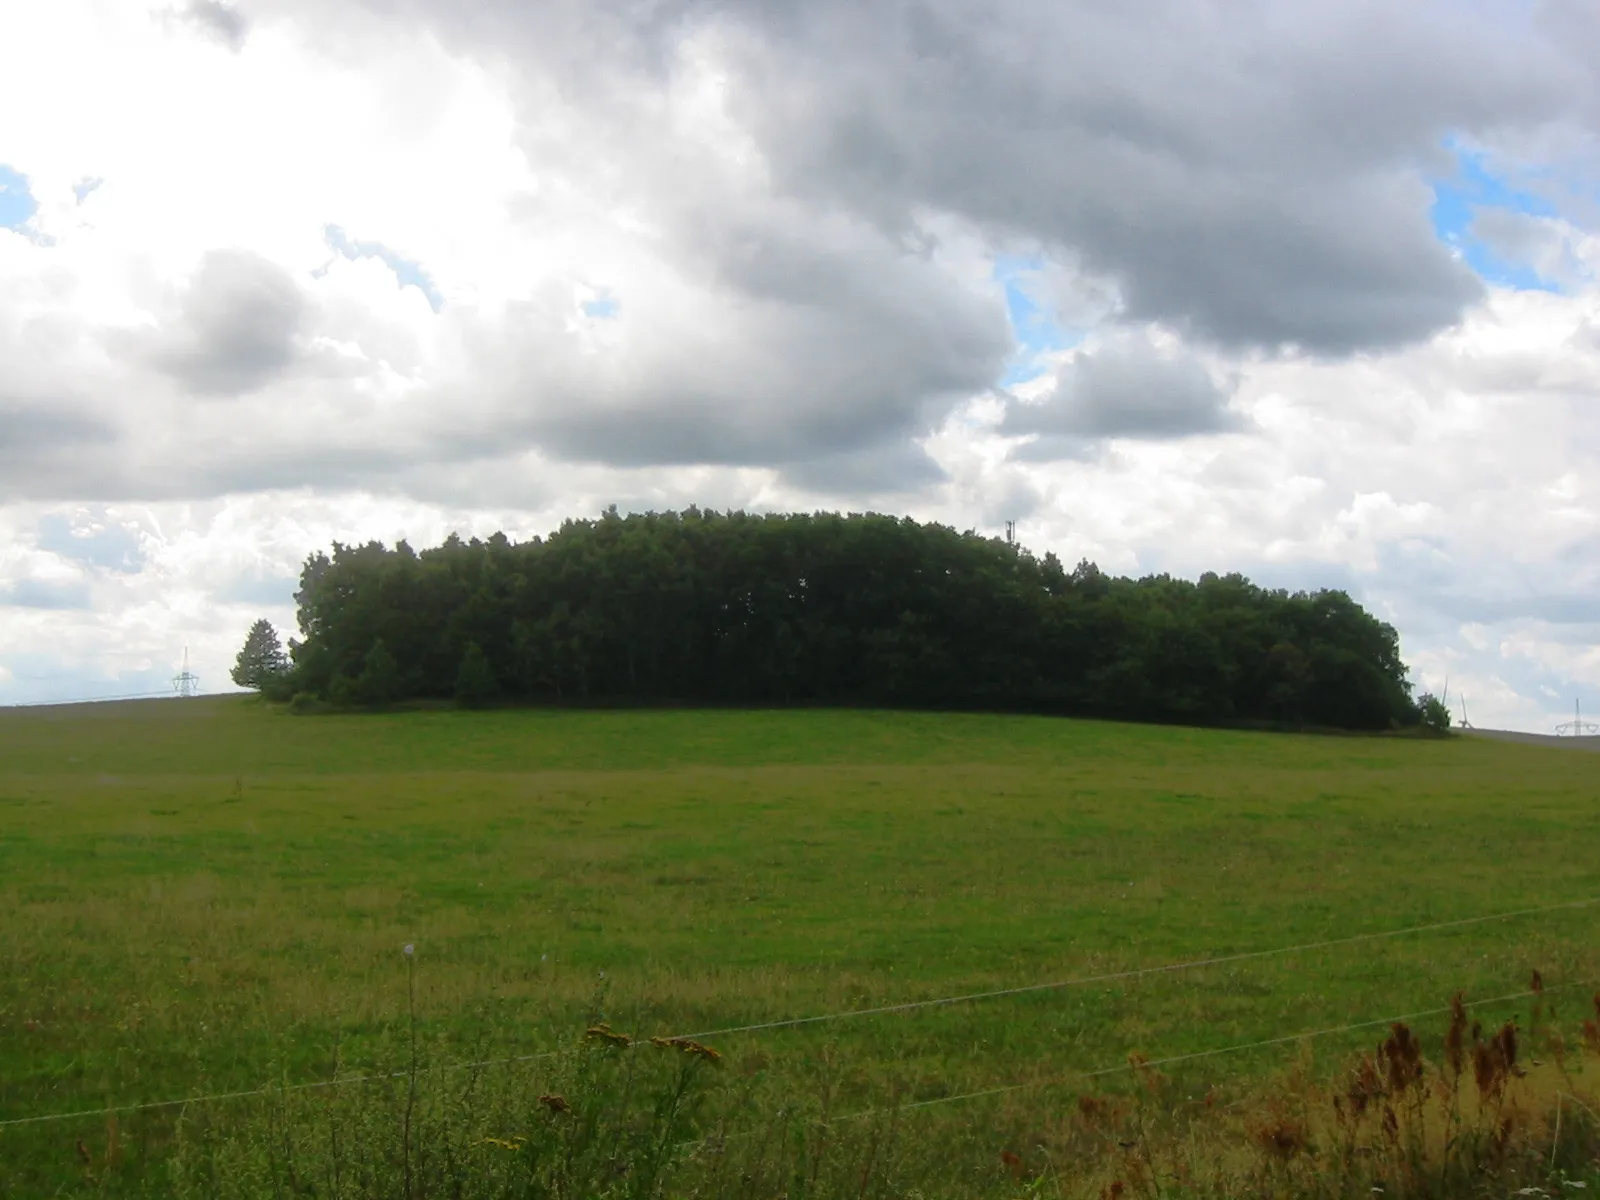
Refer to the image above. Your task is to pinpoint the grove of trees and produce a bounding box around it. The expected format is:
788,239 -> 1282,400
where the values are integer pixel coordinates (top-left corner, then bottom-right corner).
244,508 -> 1423,730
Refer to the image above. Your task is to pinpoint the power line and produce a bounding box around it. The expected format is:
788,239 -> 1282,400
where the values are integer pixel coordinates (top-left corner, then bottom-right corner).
0,895 -> 1591,1130
0,689 -> 183,710
828,981 -> 1562,1124
675,895 -> 1600,1042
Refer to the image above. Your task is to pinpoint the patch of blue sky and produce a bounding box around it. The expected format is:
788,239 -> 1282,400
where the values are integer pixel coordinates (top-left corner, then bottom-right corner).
37,515 -> 143,574
323,224 -> 444,312
0,164 -> 38,229
993,254 -> 1081,388
582,294 -> 619,318
1430,139 -> 1561,292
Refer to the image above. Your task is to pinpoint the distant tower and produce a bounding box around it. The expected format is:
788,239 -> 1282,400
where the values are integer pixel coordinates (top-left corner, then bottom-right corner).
172,646 -> 200,698
1005,520 -> 1016,546
1457,694 -> 1473,730
1555,699 -> 1598,737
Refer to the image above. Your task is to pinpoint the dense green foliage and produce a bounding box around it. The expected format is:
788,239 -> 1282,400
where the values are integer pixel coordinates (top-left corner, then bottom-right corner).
279,508 -> 1417,729
229,618 -> 289,691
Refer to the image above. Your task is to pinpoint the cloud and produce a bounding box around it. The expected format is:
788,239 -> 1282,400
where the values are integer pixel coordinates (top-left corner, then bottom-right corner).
0,403 -> 119,502
37,513 -> 145,574
0,578 -> 92,610
216,575 -> 298,606
1,0 -> 1599,731
1001,330 -> 1244,451
0,403 -> 113,456
780,440 -> 948,496
388,0 -> 1567,356
722,0 -> 1583,353
322,224 -> 443,313
181,1 -> 250,51
449,201 -> 1011,471
1468,208 -> 1588,288
144,249 -> 307,396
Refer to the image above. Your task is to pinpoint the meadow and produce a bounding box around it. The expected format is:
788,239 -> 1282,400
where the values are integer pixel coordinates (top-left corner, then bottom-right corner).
2,698 -> 1599,1196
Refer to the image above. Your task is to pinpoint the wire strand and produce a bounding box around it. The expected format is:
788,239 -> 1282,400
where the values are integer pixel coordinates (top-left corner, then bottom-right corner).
0,689 -> 193,709
852,982 -> 1556,1121
1,896 -> 1591,1130
676,895 -> 1600,1041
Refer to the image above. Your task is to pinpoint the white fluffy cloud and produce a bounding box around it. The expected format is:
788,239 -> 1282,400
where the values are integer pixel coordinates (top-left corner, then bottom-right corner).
1,0 -> 1598,730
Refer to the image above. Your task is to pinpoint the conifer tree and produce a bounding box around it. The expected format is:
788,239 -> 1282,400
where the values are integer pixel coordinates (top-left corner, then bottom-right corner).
231,619 -> 289,690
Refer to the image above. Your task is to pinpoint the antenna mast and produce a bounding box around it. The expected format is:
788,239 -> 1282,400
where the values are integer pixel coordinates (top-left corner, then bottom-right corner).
172,646 -> 200,698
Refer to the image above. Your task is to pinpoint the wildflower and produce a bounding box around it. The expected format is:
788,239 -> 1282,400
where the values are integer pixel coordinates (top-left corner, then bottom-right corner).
1347,1054 -> 1383,1118
403,944 -> 414,957
1497,1021 -> 1518,1072
584,1023 -> 633,1048
649,1035 -> 722,1064
1444,991 -> 1467,1078
1380,1022 -> 1424,1094
1473,1021 -> 1518,1099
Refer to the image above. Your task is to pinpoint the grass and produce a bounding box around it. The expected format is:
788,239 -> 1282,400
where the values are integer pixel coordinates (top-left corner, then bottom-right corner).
2,698 -> 1599,1195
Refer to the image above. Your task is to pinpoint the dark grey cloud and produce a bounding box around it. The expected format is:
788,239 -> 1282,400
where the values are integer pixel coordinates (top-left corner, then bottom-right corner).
15,0 -> 1600,519
151,249 -> 304,395
37,514 -> 145,574
183,1 -> 250,50
1006,434 -> 1098,464
0,578 -> 92,610
979,474 -> 1043,527
780,440 -> 948,495
1471,209 -> 1554,264
325,0 -> 1598,358
0,402 -> 118,502
721,0 -> 1526,355
0,404 -> 113,455
480,206 -> 1011,471
1001,331 -> 1244,452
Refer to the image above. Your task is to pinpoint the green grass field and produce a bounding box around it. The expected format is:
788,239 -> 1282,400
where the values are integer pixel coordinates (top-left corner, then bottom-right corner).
2,699 -> 1599,1195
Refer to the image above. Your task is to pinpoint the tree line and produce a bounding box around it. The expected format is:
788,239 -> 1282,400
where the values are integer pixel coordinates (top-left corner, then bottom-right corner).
235,508 -> 1429,730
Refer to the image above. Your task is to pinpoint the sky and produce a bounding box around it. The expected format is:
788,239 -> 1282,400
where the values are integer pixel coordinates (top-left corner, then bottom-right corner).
1,0 -> 1598,730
